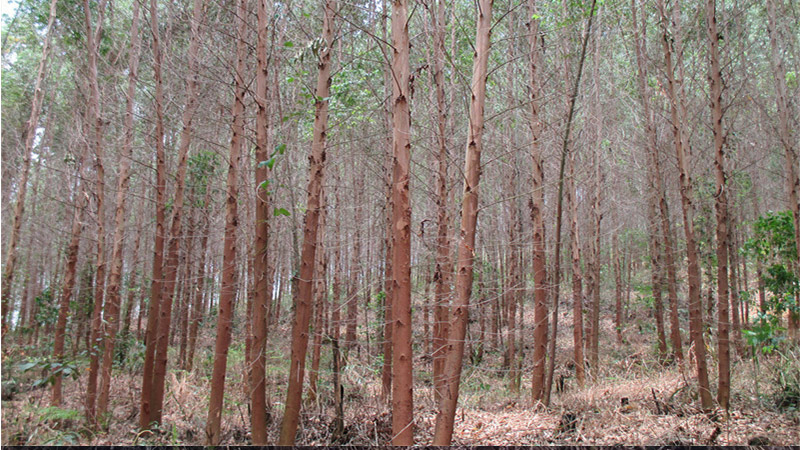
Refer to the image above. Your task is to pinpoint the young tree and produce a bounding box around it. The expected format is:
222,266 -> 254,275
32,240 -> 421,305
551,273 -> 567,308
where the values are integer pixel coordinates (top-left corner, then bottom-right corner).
706,0 -> 730,410
657,0 -> 713,410
204,0 -> 246,442
433,0 -> 493,444
278,1 -> 335,443
1,0 -> 58,335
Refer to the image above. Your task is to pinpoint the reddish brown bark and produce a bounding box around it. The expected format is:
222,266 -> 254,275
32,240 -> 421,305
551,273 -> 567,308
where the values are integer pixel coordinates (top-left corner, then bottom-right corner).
278,1 -> 334,443
204,0 -> 245,441
527,0 -> 548,402
1,0 -> 58,334
97,0 -> 141,416
140,0 -> 168,428
657,0 -> 713,410
432,0 -> 492,444
83,0 -> 109,423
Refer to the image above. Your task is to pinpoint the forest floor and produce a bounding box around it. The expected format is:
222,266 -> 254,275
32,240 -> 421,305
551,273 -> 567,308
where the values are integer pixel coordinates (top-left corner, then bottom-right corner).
2,306 -> 800,445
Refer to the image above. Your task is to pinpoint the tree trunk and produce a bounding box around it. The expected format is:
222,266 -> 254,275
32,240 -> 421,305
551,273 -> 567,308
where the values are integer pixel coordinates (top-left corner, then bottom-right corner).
307,195 -> 327,405
251,0 -> 273,442
657,0 -> 713,411
97,0 -> 141,416
83,0 -> 109,423
567,150 -> 586,388
389,0 -> 413,443
527,0 -> 548,402
706,0 -> 731,411
766,0 -> 800,329
204,0 -> 245,441
432,0 -> 492,444
429,0 -> 451,404
278,1 -> 334,443
1,0 -> 58,334
140,0 -> 169,428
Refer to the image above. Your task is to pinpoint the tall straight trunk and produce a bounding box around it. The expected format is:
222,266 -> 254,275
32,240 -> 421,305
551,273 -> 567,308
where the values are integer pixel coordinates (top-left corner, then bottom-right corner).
83,0 -> 109,423
278,1 -> 334,444
204,0 -> 245,441
330,226 -> 345,439
432,0 -> 492,444
345,178 -> 362,349
728,213 -> 743,353
185,190 -> 211,371
389,0 -> 413,443
766,0 -> 800,322
567,150 -> 585,388
97,0 -> 141,416
121,208 -> 143,337
52,140 -> 92,406
140,0 -> 168,428
544,0 -> 597,405
632,0 -> 667,361
178,213 -> 196,365
1,0 -> 58,333
251,0 -> 272,442
588,17 -> 602,376
613,233 -> 622,344
429,0 -> 451,404
148,0 -> 206,426
657,0 -> 713,410
505,190 -> 520,394
527,0 -> 548,402
706,0 -> 731,411
380,0 -> 394,403
307,195 -> 327,405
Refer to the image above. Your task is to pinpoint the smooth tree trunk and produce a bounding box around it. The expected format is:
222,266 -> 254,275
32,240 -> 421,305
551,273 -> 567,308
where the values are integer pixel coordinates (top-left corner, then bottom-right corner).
544,0 -> 597,405
1,0 -> 58,334
429,0 -> 451,404
432,0 -> 492,444
97,0 -> 141,416
567,149 -> 585,388
148,0 -> 206,426
527,0 -> 548,402
83,0 -> 109,423
389,0 -> 414,443
251,0 -> 272,442
204,0 -> 245,441
706,0 -> 731,410
278,1 -> 334,443
657,0 -> 713,410
140,0 -> 169,428
52,140 -> 92,406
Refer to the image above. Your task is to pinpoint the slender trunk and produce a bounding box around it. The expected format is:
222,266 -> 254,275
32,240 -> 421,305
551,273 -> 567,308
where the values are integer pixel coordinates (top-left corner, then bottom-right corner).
52,144 -> 91,406
307,197 -> 327,405
84,0 -> 109,423
250,0 -> 272,442
657,0 -> 713,410
544,0 -> 597,405
430,0 -> 451,404
148,0 -> 206,425
185,194 -> 211,371
766,0 -> 800,323
97,0 -> 141,416
278,1 -> 334,443
389,0 -> 413,443
1,0 -> 58,334
588,18 -> 602,376
613,234 -> 622,344
706,0 -> 731,410
380,0 -> 394,403
432,0 -> 492,444
527,0 -> 548,402
204,0 -> 245,441
567,150 -> 585,388
140,0 -> 168,428
345,179 -> 362,350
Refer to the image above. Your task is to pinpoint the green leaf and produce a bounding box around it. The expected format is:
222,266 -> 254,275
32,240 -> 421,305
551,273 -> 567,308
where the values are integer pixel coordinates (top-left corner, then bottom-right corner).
284,41 -> 294,48
257,157 -> 276,169
18,362 -> 38,372
258,179 -> 271,190
275,143 -> 286,155
273,207 -> 290,217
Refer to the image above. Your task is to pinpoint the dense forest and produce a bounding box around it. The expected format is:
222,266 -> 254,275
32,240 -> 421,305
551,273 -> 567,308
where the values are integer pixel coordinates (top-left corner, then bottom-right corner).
1,0 -> 799,445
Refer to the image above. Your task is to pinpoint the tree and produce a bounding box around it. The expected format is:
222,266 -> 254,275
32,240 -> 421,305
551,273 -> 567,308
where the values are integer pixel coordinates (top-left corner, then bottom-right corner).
205,0 -> 246,442
278,1 -> 335,443
657,0 -> 713,410
432,0 -> 493,444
